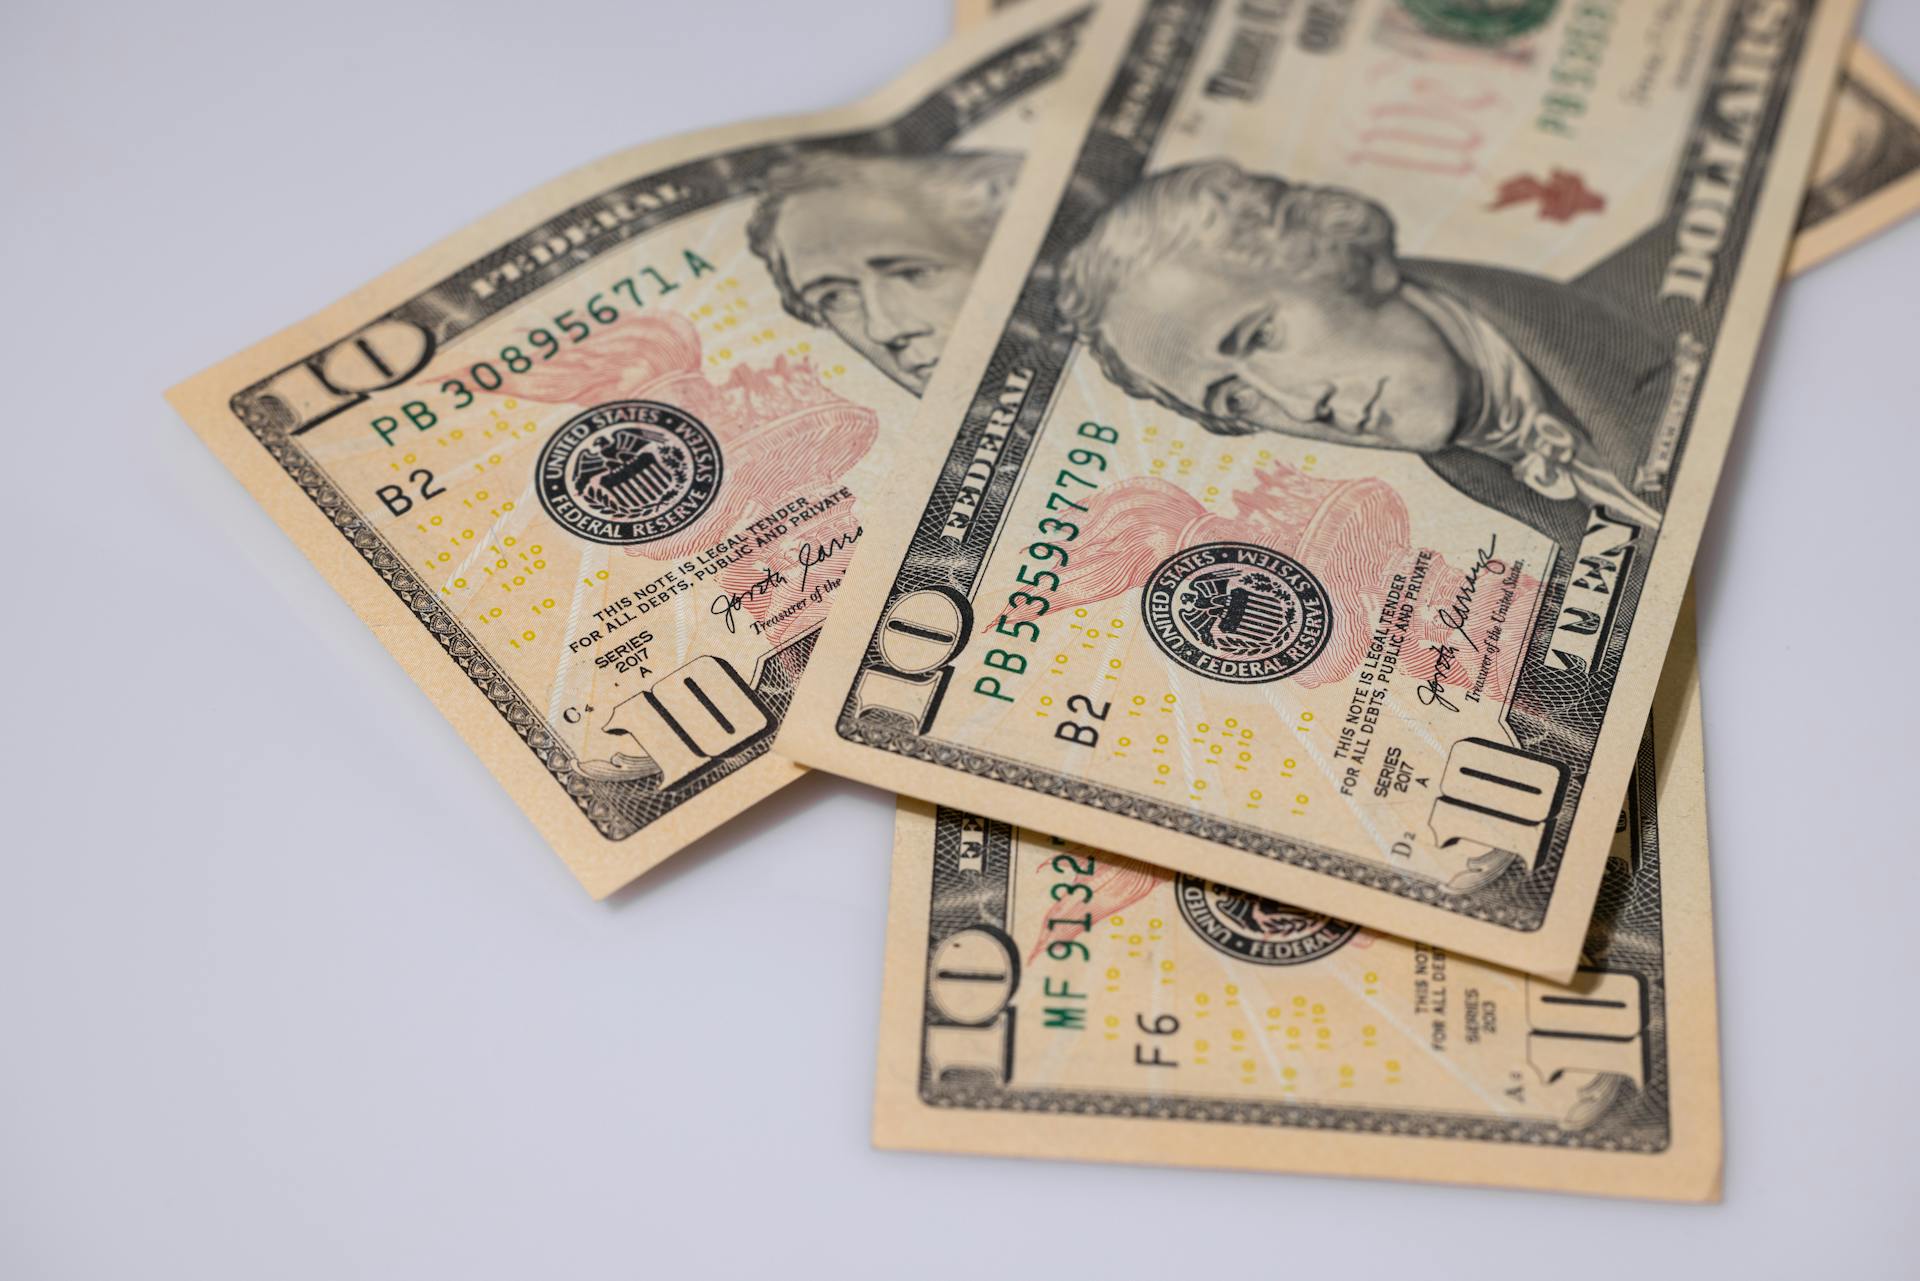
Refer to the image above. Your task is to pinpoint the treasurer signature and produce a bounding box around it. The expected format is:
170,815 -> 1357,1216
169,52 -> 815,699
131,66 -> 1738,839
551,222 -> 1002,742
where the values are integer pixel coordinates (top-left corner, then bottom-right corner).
1418,534 -> 1504,714
708,528 -> 863,634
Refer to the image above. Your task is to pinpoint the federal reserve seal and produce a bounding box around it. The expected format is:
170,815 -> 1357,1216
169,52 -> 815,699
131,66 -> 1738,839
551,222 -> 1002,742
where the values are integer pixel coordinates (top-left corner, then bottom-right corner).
536,400 -> 722,545
1176,875 -> 1360,966
1398,0 -> 1559,44
1141,542 -> 1331,684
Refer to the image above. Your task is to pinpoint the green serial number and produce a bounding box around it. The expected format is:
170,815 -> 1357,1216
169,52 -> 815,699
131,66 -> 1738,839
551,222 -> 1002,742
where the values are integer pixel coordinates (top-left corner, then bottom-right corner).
973,420 -> 1120,706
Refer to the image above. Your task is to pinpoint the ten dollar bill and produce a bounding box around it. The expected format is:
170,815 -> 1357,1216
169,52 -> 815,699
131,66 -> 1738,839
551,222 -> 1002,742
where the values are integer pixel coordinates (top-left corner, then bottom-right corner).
877,604 -> 1719,1199
782,0 -> 1858,976
167,1 -> 1090,897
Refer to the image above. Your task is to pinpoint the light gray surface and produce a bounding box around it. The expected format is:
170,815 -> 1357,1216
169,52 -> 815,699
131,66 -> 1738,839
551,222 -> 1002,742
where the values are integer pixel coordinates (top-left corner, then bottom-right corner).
2,2 -> 1917,1276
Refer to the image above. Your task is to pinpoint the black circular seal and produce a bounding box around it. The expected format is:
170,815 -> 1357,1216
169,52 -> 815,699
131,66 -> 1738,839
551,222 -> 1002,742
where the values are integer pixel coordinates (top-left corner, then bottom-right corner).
1176,875 -> 1359,966
536,400 -> 722,545
1141,542 -> 1331,684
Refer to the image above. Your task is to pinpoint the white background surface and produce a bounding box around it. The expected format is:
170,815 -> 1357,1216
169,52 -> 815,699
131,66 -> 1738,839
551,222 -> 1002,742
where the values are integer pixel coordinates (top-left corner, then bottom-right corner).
3,2 -> 1918,1276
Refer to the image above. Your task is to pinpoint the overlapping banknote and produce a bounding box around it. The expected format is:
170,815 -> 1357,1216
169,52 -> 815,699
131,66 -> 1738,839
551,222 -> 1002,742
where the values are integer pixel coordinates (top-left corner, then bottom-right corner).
169,0 -> 1095,897
880,0 -> 1916,1198
167,0 -> 1919,1200
782,0 -> 1862,979
1792,40 -> 1920,269
878,604 -> 1718,1199
865,0 -> 1917,1203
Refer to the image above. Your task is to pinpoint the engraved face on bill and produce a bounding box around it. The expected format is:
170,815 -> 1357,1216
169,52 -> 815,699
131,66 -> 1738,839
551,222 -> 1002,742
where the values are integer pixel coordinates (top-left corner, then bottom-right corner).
167,1 -> 1090,898
784,0 -> 1859,977
874,617 -> 1720,1199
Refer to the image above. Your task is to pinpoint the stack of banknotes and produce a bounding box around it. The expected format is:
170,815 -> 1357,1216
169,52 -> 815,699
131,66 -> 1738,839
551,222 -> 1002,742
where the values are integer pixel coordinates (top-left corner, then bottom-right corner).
169,0 -> 1919,1200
